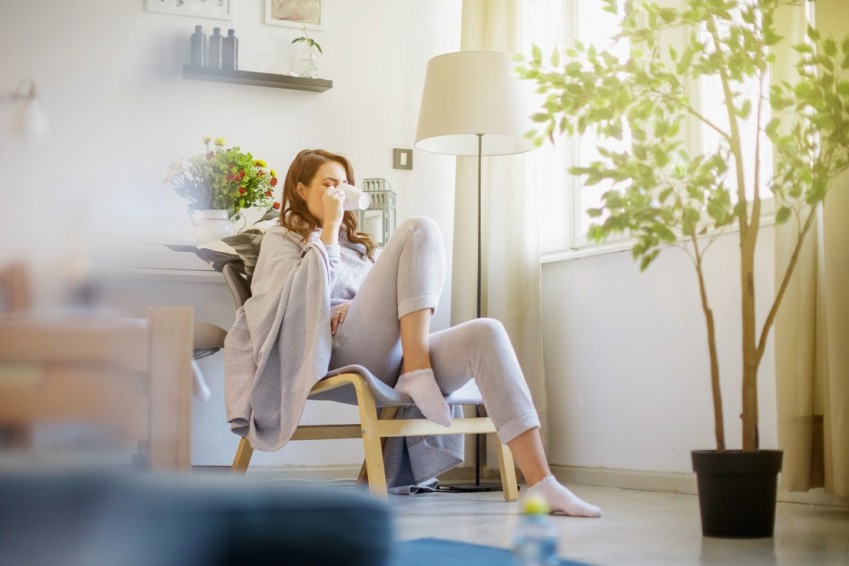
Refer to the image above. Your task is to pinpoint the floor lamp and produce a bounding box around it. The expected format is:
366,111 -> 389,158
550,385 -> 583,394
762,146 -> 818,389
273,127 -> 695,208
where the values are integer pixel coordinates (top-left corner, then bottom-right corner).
414,51 -> 535,491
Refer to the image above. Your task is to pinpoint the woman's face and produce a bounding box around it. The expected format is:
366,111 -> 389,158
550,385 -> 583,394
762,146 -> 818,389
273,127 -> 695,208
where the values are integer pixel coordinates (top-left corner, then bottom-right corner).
296,160 -> 348,224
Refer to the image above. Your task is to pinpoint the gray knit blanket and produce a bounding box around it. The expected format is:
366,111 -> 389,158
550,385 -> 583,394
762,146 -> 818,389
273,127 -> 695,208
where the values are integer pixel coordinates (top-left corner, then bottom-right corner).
224,227 -> 462,487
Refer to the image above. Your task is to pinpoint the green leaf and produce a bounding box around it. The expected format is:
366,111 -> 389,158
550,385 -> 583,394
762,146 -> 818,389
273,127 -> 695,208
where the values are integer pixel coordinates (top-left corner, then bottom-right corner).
825,38 -> 838,57
775,206 -> 792,225
807,25 -> 821,42
532,44 -> 543,64
639,249 -> 660,272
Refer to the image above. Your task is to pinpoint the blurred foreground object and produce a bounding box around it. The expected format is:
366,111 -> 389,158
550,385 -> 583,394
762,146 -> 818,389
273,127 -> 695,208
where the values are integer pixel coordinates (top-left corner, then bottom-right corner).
0,469 -> 394,566
0,261 -> 31,312
4,78 -> 50,137
0,307 -> 193,470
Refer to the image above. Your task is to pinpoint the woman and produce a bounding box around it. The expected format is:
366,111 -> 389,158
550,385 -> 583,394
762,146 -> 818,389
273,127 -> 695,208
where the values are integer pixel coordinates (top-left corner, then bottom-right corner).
225,149 -> 601,518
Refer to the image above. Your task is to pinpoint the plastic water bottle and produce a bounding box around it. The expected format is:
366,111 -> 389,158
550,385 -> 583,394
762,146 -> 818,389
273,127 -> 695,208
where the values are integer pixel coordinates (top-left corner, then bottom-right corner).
513,495 -> 558,566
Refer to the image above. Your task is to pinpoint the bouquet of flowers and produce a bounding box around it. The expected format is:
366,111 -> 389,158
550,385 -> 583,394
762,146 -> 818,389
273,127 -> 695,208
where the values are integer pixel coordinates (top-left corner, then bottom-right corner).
164,136 -> 280,217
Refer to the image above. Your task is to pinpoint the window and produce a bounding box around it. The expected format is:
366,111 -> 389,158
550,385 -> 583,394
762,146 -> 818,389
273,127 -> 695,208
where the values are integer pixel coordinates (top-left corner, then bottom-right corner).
530,0 -> 774,261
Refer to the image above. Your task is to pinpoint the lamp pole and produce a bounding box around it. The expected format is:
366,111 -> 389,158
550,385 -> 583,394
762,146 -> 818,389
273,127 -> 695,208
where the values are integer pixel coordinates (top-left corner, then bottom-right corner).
476,133 -> 483,320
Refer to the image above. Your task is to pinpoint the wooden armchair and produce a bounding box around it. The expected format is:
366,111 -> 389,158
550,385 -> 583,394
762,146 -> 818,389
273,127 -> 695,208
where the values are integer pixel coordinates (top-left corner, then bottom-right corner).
0,307 -> 194,470
221,263 -> 519,500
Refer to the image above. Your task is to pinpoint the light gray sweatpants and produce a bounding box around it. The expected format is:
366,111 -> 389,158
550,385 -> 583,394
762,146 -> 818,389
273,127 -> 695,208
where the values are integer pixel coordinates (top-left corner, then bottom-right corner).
329,216 -> 540,444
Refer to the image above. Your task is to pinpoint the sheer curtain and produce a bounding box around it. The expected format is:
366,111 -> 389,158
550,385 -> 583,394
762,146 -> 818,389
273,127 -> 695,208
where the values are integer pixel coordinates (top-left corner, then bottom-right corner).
451,0 -> 549,448
774,0 -> 849,498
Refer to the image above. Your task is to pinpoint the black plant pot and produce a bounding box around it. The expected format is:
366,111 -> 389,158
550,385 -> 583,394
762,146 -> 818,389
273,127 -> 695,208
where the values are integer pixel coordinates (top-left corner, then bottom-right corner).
691,449 -> 783,538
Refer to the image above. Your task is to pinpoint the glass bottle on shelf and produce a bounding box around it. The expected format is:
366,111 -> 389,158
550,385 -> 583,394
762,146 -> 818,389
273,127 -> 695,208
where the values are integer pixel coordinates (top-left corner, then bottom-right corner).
222,29 -> 238,71
207,27 -> 222,70
190,25 -> 206,69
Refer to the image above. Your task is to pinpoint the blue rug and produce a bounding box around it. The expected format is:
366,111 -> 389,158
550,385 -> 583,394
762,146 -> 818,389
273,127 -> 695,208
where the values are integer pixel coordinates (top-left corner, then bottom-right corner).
393,537 -> 594,565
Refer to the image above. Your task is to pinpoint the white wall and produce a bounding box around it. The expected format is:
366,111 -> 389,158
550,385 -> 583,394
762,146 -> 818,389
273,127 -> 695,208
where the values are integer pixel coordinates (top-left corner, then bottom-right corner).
0,0 -> 461,330
541,227 -> 779,474
0,0 -> 462,468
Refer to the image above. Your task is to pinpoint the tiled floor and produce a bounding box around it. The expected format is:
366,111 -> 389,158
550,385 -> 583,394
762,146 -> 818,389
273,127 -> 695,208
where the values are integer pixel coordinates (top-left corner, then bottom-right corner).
387,484 -> 849,565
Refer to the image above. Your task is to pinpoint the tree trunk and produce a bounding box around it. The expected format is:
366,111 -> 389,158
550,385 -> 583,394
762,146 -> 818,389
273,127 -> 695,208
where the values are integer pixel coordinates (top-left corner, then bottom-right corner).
741,230 -> 759,451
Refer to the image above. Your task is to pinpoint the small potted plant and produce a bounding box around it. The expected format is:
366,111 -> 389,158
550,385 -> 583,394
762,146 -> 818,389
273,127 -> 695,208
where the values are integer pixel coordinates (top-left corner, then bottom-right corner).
516,0 -> 849,537
163,136 -> 280,242
291,26 -> 322,78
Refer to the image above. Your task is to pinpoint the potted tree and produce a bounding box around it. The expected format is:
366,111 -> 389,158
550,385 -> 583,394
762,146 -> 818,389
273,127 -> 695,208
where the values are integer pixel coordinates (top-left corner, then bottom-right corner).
516,0 -> 849,537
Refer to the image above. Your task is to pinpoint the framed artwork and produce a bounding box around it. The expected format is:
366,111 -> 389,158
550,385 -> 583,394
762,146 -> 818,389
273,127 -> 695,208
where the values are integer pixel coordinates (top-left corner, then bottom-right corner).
265,0 -> 322,30
145,0 -> 234,21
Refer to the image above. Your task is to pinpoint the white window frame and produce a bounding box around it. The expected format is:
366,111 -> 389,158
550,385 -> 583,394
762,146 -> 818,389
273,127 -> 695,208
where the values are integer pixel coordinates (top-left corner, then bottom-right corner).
536,0 -> 776,264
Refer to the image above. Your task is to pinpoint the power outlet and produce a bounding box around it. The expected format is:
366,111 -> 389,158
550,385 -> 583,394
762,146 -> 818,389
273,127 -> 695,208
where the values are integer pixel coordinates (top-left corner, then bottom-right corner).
393,148 -> 413,170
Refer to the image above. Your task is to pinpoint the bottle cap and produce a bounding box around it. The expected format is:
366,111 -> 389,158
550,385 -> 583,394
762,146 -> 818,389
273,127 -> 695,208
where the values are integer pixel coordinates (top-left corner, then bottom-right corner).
522,495 -> 550,515
228,29 -> 236,35
195,25 -> 203,31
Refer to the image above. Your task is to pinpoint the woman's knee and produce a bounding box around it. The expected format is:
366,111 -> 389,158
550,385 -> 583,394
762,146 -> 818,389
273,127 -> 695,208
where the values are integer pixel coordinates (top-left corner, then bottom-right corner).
462,317 -> 511,347
397,216 -> 443,246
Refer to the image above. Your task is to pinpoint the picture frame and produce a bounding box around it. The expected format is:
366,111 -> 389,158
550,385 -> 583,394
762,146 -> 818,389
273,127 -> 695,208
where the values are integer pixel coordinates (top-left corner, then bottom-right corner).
145,0 -> 233,21
264,0 -> 322,31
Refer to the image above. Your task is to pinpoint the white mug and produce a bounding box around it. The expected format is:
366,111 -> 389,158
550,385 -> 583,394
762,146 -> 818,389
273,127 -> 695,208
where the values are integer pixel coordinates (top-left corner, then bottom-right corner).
340,183 -> 371,211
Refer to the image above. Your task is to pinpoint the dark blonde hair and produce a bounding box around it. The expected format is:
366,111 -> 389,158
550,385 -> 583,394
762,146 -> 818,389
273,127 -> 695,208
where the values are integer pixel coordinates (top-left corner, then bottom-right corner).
280,149 -> 376,259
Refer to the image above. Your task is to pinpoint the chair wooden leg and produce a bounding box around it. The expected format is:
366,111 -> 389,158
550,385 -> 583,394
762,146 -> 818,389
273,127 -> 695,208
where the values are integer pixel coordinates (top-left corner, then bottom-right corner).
358,406 -> 399,485
352,380 -> 387,497
494,438 -> 519,501
232,438 -> 253,473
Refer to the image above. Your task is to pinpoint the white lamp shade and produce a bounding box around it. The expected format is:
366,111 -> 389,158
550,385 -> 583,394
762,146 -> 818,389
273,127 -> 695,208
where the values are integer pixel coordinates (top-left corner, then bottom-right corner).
415,51 -> 535,157
9,84 -> 50,137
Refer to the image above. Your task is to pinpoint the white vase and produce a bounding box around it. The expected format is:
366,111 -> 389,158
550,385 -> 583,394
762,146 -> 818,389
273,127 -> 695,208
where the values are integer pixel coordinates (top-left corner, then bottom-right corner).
191,209 -> 237,244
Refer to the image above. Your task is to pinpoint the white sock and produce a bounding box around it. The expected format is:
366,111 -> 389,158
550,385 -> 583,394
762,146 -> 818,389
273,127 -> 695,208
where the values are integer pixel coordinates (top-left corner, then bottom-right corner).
527,475 -> 602,518
395,368 -> 452,427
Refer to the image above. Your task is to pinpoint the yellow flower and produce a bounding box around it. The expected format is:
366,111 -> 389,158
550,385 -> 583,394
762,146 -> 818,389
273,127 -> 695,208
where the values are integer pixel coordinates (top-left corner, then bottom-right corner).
214,137 -> 226,147
270,168 -> 277,178
255,159 -> 267,167
202,135 -> 212,144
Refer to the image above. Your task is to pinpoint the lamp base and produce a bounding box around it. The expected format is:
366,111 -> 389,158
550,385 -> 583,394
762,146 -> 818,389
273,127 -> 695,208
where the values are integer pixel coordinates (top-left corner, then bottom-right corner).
438,481 -> 504,493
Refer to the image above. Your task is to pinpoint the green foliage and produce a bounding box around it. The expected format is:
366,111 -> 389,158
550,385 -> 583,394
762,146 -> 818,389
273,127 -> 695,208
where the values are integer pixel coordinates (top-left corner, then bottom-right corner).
515,0 -> 849,269
291,26 -> 323,54
164,136 -> 279,217
515,0 -> 849,450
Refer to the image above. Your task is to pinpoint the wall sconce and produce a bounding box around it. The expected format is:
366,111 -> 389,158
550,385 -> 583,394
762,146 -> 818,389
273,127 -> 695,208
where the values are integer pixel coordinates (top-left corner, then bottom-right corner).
358,178 -> 397,246
5,79 -> 50,137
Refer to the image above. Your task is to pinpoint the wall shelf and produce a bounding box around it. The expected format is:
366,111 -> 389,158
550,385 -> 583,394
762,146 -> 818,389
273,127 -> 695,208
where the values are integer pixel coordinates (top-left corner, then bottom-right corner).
182,65 -> 332,92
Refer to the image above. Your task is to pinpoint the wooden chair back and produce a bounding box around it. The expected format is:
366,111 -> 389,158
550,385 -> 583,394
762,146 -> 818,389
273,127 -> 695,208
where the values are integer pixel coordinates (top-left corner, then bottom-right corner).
0,307 -> 194,470
0,262 -> 31,312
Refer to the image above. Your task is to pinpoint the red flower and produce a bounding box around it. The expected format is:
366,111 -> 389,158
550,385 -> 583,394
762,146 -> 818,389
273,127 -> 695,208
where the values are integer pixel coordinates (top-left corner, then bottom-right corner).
239,187 -> 246,195
265,190 -> 272,197
272,202 -> 281,210
270,177 -> 278,187
206,152 -> 214,159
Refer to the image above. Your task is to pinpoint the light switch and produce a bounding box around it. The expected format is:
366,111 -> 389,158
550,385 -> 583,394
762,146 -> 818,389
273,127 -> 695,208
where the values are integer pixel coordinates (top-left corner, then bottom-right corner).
393,148 -> 413,170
